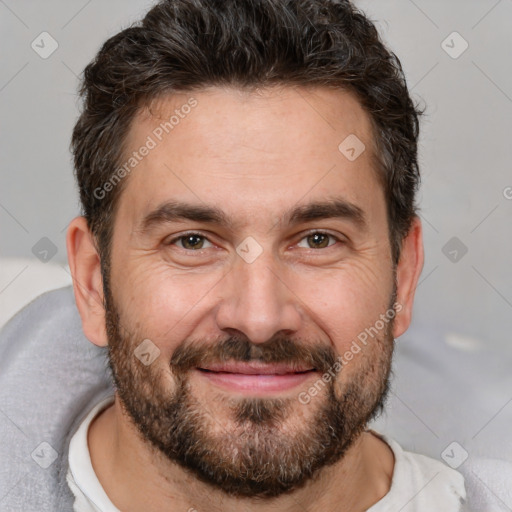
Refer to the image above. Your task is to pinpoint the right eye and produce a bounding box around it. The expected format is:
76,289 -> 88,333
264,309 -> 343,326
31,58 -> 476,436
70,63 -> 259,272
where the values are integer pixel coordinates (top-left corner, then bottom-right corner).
166,232 -> 215,251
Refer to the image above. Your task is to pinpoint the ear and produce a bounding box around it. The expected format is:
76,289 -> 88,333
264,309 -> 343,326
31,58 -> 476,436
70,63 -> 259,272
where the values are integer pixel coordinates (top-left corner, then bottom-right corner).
392,216 -> 424,339
66,216 -> 108,347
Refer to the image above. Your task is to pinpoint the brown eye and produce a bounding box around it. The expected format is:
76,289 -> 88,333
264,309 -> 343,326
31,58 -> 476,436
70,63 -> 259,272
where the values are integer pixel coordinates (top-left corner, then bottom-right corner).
297,232 -> 338,249
169,233 -> 213,250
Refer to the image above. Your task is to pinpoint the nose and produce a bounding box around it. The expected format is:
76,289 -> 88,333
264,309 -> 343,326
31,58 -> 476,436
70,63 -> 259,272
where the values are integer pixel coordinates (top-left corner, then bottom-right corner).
214,249 -> 303,344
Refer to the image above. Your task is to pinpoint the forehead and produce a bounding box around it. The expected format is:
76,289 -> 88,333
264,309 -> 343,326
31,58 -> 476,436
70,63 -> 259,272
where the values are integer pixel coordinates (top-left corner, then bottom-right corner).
116,85 -> 383,232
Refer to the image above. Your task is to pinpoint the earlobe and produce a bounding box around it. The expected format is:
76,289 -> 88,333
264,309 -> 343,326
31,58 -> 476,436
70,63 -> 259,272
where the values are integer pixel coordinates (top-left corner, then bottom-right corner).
66,216 -> 108,347
392,216 -> 424,339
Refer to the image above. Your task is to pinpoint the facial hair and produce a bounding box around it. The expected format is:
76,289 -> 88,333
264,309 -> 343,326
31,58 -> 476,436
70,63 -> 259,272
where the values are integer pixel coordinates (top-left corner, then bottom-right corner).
103,282 -> 396,499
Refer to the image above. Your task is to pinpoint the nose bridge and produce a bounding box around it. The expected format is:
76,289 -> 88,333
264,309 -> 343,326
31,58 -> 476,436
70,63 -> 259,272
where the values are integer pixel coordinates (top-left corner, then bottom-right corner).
215,246 -> 302,344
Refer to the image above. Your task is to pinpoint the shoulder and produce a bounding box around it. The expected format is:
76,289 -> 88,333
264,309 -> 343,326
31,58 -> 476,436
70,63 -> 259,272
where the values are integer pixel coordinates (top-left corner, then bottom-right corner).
369,432 -> 466,511
376,434 -> 512,511
0,286 -> 114,510
458,456 -> 512,511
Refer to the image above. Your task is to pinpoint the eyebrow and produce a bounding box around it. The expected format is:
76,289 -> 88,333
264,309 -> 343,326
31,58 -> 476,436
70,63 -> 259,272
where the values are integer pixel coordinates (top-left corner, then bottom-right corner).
136,198 -> 368,236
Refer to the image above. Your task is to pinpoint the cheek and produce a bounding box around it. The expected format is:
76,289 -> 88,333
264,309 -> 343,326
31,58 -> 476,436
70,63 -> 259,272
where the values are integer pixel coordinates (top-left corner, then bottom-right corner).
293,259 -> 393,352
116,260 -> 224,345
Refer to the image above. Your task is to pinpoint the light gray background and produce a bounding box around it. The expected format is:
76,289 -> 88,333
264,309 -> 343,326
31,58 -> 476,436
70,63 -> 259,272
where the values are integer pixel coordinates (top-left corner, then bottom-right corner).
1,0 -> 511,353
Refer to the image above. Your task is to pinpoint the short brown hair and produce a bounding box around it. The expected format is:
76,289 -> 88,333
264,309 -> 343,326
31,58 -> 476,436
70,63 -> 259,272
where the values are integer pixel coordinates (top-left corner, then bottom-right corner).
72,0 -> 423,275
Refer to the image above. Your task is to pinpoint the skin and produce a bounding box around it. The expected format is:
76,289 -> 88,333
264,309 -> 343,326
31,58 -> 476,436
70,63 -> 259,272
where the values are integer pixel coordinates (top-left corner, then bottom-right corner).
67,85 -> 424,512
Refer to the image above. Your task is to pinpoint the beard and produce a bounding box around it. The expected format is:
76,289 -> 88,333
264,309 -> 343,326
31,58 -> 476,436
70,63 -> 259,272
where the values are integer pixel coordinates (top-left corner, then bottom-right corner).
103,279 -> 396,499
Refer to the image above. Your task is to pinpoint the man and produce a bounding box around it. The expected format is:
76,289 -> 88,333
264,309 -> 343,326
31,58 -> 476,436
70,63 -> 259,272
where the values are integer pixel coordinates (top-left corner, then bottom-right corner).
7,0 -> 472,510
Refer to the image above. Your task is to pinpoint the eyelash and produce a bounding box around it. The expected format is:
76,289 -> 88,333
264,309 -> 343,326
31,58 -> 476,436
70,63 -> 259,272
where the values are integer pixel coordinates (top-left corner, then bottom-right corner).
166,230 -> 344,252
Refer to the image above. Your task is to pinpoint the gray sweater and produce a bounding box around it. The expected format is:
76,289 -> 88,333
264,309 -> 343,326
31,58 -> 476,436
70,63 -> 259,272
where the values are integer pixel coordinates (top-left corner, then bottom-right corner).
0,286 -> 114,511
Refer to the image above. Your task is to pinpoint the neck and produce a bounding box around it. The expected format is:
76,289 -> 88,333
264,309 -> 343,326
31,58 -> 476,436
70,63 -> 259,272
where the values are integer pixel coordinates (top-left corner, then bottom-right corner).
88,395 -> 394,512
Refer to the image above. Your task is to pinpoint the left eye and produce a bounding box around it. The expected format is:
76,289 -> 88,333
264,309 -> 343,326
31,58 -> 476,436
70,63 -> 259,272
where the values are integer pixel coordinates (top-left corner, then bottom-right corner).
297,232 -> 338,249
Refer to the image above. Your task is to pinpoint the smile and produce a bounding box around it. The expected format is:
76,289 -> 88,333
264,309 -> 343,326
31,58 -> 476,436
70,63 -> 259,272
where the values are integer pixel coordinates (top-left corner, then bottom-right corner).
195,362 -> 318,393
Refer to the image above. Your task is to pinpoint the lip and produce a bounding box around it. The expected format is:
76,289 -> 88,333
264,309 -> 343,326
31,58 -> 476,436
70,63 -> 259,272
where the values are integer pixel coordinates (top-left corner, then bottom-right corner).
198,362 -> 315,375
194,362 -> 317,393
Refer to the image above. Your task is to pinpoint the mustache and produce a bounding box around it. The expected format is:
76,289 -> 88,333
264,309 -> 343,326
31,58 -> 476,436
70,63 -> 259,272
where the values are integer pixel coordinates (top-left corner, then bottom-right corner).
170,335 -> 338,376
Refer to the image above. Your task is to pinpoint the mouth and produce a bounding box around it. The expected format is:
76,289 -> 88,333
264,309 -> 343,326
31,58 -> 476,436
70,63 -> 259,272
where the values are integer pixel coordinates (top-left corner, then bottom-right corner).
195,362 -> 318,393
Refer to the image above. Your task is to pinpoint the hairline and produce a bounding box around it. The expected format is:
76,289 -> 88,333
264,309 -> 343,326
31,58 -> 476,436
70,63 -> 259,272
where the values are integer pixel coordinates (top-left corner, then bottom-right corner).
95,83 -> 396,271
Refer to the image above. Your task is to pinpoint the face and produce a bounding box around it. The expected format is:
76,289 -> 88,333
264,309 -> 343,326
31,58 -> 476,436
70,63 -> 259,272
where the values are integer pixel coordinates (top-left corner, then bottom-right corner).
102,86 -> 398,497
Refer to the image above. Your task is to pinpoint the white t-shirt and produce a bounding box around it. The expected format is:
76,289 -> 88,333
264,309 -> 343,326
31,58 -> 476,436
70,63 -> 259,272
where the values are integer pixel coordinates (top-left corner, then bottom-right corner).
67,396 -> 467,512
